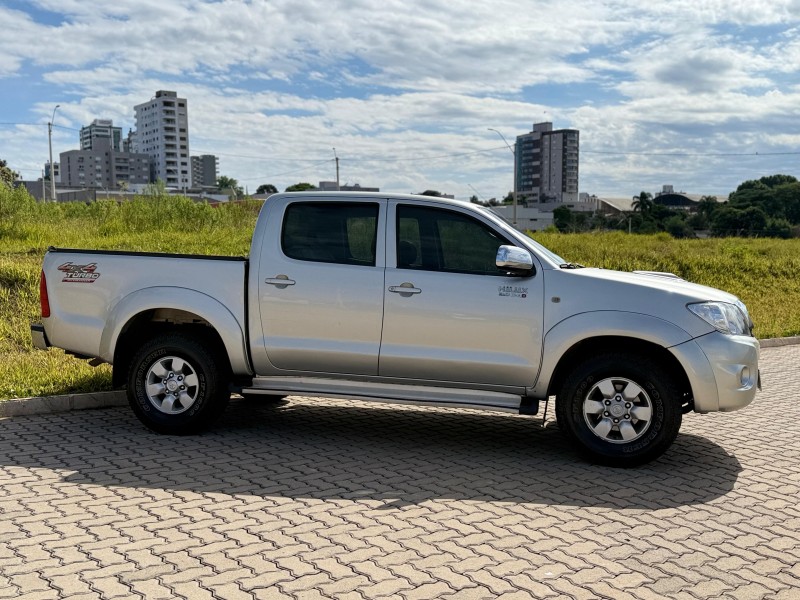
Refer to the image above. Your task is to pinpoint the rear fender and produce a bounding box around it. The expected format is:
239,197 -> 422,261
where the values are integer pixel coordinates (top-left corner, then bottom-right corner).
99,286 -> 252,375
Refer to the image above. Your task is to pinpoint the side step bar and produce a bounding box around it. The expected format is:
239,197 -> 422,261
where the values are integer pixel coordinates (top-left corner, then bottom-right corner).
242,377 -> 536,415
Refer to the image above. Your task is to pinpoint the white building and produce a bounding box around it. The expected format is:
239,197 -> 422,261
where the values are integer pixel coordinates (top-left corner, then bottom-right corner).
488,205 -> 554,231
133,90 -> 191,188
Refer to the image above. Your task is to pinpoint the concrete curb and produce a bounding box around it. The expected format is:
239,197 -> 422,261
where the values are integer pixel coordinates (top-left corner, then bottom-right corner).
2,335 -> 799,418
0,391 -> 127,418
759,336 -> 800,348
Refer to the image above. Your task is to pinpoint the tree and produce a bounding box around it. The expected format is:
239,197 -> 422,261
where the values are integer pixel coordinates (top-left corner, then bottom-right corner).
143,179 -> 167,197
754,174 -> 797,189
256,183 -> 278,194
664,215 -> 694,238
711,206 -> 768,237
0,159 -> 19,187
217,175 -> 243,194
631,191 -> 654,215
553,206 -> 573,232
285,182 -> 316,192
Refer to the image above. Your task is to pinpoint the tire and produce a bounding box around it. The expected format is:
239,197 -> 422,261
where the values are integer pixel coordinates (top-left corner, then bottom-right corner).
127,331 -> 230,435
555,352 -> 682,467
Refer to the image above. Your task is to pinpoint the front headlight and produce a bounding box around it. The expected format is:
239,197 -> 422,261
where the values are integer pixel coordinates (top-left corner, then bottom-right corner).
688,301 -> 752,336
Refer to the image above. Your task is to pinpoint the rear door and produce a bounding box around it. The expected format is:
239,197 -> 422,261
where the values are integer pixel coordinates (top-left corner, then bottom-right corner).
379,201 -> 544,387
256,199 -> 385,375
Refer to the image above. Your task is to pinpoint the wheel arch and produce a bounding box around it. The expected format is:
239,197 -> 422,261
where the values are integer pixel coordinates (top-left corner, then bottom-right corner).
533,312 -> 695,408
103,287 -> 252,387
546,336 -> 693,407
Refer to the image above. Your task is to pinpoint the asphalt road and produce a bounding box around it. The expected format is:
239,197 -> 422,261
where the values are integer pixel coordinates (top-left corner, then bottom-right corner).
1,345 -> 798,599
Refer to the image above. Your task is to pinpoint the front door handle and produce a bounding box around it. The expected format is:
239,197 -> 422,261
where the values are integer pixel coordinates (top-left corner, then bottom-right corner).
389,283 -> 421,296
265,275 -> 296,288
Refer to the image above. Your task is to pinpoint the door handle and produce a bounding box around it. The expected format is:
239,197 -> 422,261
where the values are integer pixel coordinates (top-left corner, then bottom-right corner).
389,283 -> 421,295
265,275 -> 296,287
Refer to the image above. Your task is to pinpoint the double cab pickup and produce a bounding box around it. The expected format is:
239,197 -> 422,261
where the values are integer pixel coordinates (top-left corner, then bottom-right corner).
31,192 -> 760,466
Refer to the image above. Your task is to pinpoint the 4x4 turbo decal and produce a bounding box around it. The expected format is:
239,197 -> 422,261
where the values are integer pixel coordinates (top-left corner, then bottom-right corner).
57,262 -> 100,283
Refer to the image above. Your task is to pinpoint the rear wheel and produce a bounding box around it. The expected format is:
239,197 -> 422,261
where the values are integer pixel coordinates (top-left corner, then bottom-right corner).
556,352 -> 682,467
127,331 -> 230,434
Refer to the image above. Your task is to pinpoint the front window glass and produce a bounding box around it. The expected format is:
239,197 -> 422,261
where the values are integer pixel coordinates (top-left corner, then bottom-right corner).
397,205 -> 509,276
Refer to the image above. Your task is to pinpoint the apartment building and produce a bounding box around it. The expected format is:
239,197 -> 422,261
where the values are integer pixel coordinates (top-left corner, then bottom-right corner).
80,119 -> 122,151
60,137 -> 150,189
191,154 -> 219,187
515,122 -> 579,204
133,90 -> 191,188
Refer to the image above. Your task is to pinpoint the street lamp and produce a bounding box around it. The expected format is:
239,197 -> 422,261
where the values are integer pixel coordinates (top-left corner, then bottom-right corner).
332,148 -> 340,190
48,104 -> 60,202
488,128 -> 517,226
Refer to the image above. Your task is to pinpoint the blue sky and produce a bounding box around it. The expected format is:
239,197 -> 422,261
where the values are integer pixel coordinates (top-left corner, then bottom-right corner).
1,0 -> 799,199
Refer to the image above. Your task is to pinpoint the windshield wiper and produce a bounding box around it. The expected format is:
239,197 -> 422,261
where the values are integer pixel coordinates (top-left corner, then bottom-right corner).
559,262 -> 585,269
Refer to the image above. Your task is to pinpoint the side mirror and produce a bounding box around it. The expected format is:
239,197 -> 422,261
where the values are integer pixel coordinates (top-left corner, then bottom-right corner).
496,245 -> 534,276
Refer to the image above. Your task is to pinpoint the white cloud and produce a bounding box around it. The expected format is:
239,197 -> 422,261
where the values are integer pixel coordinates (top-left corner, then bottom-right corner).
2,1 -> 800,197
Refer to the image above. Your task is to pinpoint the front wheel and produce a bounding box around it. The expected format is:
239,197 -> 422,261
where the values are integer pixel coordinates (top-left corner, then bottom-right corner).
127,331 -> 230,435
555,353 -> 682,467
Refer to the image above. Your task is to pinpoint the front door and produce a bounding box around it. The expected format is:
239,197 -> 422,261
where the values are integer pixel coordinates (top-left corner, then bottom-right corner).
380,202 -> 543,387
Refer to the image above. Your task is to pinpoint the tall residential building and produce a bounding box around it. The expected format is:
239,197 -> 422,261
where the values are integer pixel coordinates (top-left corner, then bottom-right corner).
133,90 -> 191,188
80,119 -> 122,151
60,138 -> 150,189
515,122 -> 579,204
191,154 -> 219,187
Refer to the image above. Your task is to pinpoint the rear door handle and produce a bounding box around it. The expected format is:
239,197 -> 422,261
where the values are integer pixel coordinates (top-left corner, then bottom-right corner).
389,283 -> 421,295
265,276 -> 296,287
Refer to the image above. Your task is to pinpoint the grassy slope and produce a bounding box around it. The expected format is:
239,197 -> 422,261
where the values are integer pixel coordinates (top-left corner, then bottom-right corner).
0,194 -> 257,399
1,191 -> 797,400
531,231 -> 800,340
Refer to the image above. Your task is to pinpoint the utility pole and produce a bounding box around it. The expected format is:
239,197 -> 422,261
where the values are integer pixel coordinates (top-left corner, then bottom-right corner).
488,128 -> 517,227
47,104 -> 60,202
333,148 -> 340,190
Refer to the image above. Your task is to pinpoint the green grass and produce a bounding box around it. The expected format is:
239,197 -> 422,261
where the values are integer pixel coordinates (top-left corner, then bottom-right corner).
0,191 -> 258,400
1,187 -> 798,400
531,231 -> 800,339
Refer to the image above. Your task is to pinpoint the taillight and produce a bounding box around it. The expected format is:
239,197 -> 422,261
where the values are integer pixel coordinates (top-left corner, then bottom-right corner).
40,270 -> 51,318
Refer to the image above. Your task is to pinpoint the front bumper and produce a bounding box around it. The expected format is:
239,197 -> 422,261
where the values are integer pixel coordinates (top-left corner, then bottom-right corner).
31,323 -> 50,351
670,331 -> 759,413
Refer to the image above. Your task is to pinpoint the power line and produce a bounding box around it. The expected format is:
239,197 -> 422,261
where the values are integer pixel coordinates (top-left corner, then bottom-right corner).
237,159 -> 334,182
0,122 -> 80,131
193,149 -> 331,162
582,149 -> 800,157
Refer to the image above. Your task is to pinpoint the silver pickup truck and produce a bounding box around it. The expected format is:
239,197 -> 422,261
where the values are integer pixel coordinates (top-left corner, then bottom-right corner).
31,192 -> 760,466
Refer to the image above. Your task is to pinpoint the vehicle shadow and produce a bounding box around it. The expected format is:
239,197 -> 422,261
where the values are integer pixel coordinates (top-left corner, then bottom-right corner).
0,397 -> 741,509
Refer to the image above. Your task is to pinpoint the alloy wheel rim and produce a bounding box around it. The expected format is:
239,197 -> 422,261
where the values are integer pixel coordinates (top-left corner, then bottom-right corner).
582,377 -> 654,444
144,355 -> 200,414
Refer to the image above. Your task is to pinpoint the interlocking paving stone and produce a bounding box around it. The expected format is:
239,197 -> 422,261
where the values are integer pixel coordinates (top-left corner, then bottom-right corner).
0,345 -> 798,599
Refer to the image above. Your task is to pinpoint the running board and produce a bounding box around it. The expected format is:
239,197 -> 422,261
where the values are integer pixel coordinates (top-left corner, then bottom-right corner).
242,377 -> 527,414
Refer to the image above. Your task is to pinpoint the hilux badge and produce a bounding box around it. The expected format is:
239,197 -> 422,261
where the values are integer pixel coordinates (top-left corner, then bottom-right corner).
498,285 -> 527,298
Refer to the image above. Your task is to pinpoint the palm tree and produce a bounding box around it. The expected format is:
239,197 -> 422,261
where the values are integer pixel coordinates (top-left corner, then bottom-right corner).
632,191 -> 654,214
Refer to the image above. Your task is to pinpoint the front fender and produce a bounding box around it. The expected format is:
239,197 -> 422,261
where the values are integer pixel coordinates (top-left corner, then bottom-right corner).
531,311 -> 693,398
99,286 -> 252,376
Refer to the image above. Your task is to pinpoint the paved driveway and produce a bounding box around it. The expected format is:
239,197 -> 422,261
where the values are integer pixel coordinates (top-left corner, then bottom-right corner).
1,345 -> 798,599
